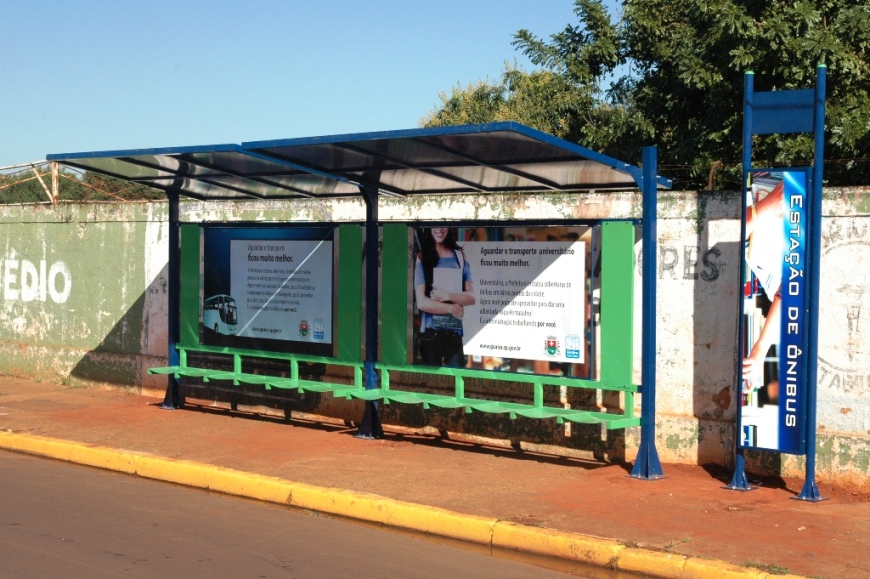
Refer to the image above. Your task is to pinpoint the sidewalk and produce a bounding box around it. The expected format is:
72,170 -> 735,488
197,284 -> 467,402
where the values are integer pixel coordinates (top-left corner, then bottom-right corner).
1,375 -> 867,578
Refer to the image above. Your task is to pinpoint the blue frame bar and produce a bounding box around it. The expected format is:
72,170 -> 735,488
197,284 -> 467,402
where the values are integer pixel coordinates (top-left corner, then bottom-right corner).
796,65 -> 827,502
630,145 -> 664,480
161,190 -> 183,409
356,184 -> 384,439
728,71 -> 756,491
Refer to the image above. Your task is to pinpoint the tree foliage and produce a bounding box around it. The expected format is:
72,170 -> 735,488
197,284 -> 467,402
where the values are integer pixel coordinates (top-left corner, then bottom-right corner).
0,166 -> 164,203
423,0 -> 870,188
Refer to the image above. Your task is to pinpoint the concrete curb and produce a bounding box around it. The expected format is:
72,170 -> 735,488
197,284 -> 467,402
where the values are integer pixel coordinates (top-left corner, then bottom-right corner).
0,431 -> 805,579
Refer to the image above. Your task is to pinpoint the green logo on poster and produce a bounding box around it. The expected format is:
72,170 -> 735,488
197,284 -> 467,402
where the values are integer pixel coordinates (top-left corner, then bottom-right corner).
299,319 -> 310,338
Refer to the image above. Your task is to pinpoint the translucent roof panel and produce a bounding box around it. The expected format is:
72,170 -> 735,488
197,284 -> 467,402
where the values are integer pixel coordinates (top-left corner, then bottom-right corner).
48,122 -> 671,200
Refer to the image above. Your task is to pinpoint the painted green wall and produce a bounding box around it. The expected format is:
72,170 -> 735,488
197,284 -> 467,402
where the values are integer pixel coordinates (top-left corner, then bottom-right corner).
0,202 -> 168,386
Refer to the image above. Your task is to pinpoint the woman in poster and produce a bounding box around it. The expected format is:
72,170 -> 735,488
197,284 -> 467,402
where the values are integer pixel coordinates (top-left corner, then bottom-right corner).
414,227 -> 475,367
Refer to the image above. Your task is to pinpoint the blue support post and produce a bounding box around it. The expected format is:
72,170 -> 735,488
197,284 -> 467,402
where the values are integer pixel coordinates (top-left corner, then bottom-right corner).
796,65 -> 827,502
357,184 -> 383,439
631,145 -> 664,480
727,71 -> 755,490
161,190 -> 183,409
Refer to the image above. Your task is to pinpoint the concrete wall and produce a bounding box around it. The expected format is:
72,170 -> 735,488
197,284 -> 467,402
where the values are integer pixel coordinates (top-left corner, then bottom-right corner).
0,202 -> 169,392
2,190 -> 869,489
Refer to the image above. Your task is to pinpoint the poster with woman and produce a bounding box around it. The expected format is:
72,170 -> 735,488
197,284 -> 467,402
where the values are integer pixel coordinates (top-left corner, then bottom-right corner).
412,225 -> 590,375
413,227 -> 475,367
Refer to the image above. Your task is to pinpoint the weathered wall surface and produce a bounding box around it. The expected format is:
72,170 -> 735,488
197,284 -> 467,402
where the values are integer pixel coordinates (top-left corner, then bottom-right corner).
2,190 -> 869,489
0,203 -> 169,391
641,189 -> 870,490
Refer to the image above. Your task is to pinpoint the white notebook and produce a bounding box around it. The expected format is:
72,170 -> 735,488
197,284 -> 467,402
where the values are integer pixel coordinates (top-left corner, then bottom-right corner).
433,267 -> 462,293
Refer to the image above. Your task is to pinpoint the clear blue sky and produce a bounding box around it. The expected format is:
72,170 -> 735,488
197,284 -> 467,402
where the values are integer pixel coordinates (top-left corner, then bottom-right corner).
1,1 -> 621,167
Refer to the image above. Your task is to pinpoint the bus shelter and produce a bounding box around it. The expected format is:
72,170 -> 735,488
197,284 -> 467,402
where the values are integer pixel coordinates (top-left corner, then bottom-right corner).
48,122 -> 672,479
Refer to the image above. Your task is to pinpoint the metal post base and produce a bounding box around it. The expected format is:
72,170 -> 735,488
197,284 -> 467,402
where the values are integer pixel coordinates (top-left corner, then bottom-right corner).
356,400 -> 384,439
630,442 -> 664,480
794,479 -> 827,502
724,452 -> 756,491
160,379 -> 184,410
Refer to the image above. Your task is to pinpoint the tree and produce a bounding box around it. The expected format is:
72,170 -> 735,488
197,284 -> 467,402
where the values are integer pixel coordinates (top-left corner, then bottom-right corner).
0,169 -> 50,203
421,66 -> 595,143
423,0 -> 870,188
1,165 -> 165,203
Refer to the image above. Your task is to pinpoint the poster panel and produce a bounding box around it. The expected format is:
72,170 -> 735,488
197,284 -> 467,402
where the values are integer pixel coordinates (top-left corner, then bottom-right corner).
202,226 -> 334,356
739,169 -> 809,454
411,225 -> 591,376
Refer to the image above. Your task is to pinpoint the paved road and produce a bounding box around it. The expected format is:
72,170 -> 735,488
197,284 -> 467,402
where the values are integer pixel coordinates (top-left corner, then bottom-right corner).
0,450 -> 577,578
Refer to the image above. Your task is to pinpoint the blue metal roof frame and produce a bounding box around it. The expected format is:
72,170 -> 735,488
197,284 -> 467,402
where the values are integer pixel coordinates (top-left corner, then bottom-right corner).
47,122 -> 672,200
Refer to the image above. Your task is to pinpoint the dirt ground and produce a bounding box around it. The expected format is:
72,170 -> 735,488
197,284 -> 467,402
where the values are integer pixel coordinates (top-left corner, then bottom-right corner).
1,375 -> 868,578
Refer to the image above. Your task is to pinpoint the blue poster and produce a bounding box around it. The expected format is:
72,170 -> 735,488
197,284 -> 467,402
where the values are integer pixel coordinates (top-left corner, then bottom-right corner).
739,169 -> 809,454
201,225 -> 335,357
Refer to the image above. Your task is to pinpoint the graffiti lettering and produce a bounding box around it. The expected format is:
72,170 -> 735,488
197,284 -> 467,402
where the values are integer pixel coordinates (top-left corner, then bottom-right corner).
637,245 -> 723,282
659,246 -> 679,279
1,253 -> 71,304
700,247 -> 722,282
822,217 -> 869,246
817,219 -> 870,403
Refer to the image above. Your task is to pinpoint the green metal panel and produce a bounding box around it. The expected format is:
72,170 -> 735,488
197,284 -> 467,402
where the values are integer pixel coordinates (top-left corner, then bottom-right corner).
179,224 -> 201,347
599,221 -> 635,389
380,224 -> 410,365
336,224 -> 363,362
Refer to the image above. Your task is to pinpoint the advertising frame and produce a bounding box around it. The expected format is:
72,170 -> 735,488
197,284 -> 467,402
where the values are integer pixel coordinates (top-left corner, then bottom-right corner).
404,222 -> 597,379
199,223 -> 338,358
729,65 -> 826,500
738,168 -> 812,454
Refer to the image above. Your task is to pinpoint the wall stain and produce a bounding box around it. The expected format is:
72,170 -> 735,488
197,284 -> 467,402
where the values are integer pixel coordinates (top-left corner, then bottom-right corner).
711,387 -> 731,412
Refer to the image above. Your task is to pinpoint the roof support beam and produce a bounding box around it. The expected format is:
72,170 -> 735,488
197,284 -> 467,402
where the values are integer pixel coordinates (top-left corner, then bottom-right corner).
332,143 -> 486,194
161,189 -> 183,410
117,156 -> 264,201
408,137 -> 563,191
30,164 -> 56,204
171,154 -> 317,199
358,183 -> 384,439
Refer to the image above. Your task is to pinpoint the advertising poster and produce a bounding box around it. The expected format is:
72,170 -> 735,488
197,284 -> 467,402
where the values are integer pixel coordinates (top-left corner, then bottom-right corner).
202,227 -> 334,356
412,226 -> 589,374
739,170 -> 809,454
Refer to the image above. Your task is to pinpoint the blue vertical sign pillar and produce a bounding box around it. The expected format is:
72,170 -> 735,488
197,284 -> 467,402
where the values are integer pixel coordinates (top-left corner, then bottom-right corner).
798,66 -> 827,501
631,145 -> 664,480
357,184 -> 384,439
161,189 -> 183,410
728,66 -> 826,501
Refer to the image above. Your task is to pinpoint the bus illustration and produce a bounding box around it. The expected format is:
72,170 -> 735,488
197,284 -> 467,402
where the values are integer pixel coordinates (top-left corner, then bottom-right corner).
203,294 -> 238,335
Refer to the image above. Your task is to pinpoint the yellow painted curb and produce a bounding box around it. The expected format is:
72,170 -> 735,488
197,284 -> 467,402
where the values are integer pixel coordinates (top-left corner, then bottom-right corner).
0,431 -> 75,461
68,443 -> 139,474
134,454 -> 213,489
616,548 -> 687,578
683,558 -> 770,579
492,520 -> 623,567
0,431 -> 805,579
375,499 -> 495,545
290,482 -> 387,520
207,467 -> 293,505
288,482 -> 496,543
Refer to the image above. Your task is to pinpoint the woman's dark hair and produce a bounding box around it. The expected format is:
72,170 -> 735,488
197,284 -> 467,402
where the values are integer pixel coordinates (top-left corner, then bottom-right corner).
418,228 -> 462,297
